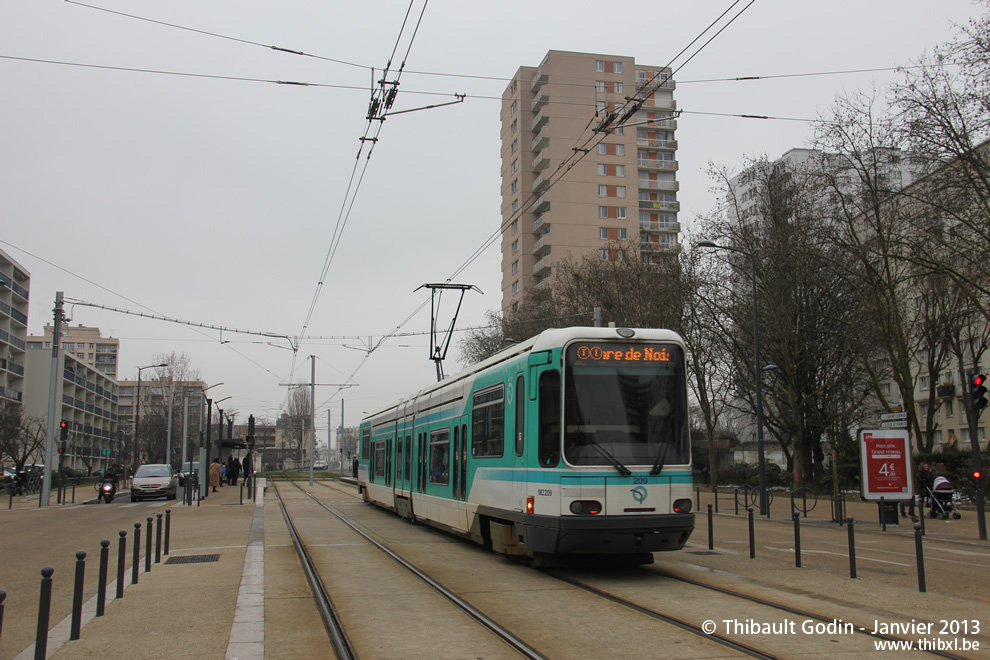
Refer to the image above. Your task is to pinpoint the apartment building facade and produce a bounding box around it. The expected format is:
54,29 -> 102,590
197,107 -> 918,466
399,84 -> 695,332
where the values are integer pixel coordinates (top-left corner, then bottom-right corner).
27,324 -> 120,379
23,347 -> 119,473
0,249 -> 29,412
500,50 -> 679,312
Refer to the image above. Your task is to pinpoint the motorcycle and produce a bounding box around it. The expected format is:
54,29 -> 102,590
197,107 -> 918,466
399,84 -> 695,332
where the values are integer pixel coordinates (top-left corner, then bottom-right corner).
97,479 -> 116,504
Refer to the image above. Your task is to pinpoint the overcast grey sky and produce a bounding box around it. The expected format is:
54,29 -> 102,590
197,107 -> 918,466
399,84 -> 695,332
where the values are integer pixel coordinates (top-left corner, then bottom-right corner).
1,0 -> 983,446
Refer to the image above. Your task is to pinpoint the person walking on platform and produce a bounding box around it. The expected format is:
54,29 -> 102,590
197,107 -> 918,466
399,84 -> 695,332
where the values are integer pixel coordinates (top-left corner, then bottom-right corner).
209,458 -> 222,492
228,454 -> 241,486
243,451 -> 254,487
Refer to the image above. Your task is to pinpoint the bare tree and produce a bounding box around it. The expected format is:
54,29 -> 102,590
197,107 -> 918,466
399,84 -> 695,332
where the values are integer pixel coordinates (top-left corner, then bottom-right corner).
0,402 -> 46,470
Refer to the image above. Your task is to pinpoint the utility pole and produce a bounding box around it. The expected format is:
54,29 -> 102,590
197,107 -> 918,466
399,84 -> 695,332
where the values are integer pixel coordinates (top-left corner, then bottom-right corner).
40,292 -> 64,507
310,356 -> 316,486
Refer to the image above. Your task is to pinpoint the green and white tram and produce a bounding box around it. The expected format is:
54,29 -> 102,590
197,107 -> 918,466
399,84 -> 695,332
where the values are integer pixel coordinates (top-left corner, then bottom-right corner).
357,326 -> 694,565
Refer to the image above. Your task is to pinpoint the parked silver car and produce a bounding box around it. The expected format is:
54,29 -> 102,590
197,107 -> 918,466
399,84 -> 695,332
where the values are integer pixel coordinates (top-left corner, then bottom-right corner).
131,464 -> 178,501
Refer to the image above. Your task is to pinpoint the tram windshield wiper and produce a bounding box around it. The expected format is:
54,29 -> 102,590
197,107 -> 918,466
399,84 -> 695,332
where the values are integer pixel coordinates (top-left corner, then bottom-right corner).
586,437 -> 631,476
649,443 -> 668,476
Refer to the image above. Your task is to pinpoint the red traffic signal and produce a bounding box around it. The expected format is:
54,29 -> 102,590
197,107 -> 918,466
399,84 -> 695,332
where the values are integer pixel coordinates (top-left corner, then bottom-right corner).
974,470 -> 983,480
971,373 -> 988,413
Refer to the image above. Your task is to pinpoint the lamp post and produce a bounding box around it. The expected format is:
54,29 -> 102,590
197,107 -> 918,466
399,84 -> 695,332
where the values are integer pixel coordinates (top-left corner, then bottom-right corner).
214,396 -> 232,464
198,383 -> 224,498
698,240 -> 769,516
132,363 -> 167,470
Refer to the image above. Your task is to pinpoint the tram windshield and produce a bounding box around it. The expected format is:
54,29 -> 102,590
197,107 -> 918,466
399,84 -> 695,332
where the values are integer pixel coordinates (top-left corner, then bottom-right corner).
562,341 -> 688,469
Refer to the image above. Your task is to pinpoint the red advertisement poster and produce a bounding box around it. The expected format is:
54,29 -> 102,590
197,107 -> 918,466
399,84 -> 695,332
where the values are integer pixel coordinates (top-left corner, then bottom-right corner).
859,430 -> 912,501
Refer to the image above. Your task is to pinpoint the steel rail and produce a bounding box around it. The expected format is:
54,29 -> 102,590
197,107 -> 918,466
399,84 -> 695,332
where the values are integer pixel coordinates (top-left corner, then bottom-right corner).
288,481 -> 546,660
272,483 -> 356,659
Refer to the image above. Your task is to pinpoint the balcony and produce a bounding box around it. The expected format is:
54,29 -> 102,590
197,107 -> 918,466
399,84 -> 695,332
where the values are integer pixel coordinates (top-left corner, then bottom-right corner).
638,179 -> 679,192
640,240 -> 679,253
530,68 -> 548,92
531,129 -> 549,151
532,213 -> 550,235
637,158 -> 678,171
639,200 -> 680,211
532,150 -> 549,172
531,90 -> 549,112
533,235 -> 551,256
639,220 -> 681,233
533,195 -> 550,214
532,171 -> 551,193
533,257 -> 552,277
531,110 -> 549,132
636,138 -> 677,150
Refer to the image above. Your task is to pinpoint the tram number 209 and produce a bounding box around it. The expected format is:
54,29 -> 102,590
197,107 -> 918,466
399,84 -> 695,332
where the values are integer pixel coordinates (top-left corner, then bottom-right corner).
537,489 -> 552,496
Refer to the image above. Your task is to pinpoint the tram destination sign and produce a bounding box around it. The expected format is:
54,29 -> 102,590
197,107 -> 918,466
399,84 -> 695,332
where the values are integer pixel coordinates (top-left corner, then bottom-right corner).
858,429 -> 912,501
568,342 -> 674,366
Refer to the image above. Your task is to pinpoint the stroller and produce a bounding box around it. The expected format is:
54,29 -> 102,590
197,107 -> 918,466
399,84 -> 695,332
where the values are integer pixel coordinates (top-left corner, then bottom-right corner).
926,475 -> 962,520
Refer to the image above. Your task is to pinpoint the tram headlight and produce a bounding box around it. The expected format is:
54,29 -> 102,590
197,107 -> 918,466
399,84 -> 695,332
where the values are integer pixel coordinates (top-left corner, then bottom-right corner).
569,500 -> 602,515
673,498 -> 692,514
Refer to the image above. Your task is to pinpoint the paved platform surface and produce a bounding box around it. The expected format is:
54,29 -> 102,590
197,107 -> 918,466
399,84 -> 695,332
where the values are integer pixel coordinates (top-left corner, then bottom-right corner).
2,481 -> 987,659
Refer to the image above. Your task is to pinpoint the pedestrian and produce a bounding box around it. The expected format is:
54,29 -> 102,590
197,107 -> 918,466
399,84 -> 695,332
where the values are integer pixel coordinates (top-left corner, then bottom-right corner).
220,461 -> 226,487
352,456 -> 359,478
230,455 -> 241,486
209,458 -> 222,493
243,451 -> 254,487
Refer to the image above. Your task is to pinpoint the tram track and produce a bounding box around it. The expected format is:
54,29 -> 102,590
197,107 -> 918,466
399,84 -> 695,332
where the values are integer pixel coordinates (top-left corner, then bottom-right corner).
302,479 -> 979,658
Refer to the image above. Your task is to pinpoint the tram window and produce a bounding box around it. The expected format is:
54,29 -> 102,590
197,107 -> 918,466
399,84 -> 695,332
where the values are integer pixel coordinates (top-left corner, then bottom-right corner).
361,428 -> 370,459
405,435 -> 411,481
515,375 -> 525,457
374,440 -> 385,477
538,370 -> 561,467
472,384 -> 504,457
429,428 -> 450,485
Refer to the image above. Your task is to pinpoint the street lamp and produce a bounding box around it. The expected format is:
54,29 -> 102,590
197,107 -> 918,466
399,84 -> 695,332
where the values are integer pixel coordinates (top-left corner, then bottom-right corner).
214,396 -> 232,463
133,362 -> 167,469
698,240 -> 769,516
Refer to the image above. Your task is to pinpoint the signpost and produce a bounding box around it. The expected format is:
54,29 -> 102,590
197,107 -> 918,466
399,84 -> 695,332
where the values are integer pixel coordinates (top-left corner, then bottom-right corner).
859,429 -> 912,501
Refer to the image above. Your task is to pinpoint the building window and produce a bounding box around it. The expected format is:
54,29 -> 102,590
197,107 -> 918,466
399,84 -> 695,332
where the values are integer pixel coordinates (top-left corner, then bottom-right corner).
599,227 -> 609,240
511,158 -> 518,174
595,81 -> 606,93
595,60 -> 605,72
511,79 -> 517,94
512,260 -> 519,274
511,118 -> 517,133
614,126 -> 624,135
614,82 -> 624,94
597,143 -> 607,155
599,206 -> 609,218
596,101 -> 607,113
599,248 -> 609,260
510,99 -> 517,114
510,138 -> 518,154
616,186 -> 626,198
613,62 -> 623,73
616,144 -> 625,156
512,239 -> 519,253
512,280 -> 519,295
511,178 -> 519,193
617,207 -> 626,219
598,164 -> 608,176
511,198 -> 519,213
616,165 -> 625,177
511,218 -> 519,233
598,185 -> 608,197
617,249 -> 627,261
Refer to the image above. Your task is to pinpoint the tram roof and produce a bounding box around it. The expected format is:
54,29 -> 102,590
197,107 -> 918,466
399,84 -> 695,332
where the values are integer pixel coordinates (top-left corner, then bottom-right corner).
362,326 -> 683,423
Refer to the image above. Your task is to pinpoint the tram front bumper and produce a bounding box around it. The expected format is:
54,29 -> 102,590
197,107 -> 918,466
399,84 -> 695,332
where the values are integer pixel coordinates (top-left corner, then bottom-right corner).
520,512 -> 695,555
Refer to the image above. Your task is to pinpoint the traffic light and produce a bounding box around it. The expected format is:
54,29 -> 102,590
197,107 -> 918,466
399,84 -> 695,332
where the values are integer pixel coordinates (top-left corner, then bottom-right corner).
59,420 -> 69,441
971,373 -> 988,415
974,469 -> 983,481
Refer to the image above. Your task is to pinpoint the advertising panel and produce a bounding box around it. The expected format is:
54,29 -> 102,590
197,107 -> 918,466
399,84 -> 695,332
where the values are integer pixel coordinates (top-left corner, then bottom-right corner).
859,429 -> 912,501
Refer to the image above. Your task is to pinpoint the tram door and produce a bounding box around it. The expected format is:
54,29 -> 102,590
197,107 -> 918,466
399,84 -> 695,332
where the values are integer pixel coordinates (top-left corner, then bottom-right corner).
451,425 -> 460,501
510,373 -> 527,512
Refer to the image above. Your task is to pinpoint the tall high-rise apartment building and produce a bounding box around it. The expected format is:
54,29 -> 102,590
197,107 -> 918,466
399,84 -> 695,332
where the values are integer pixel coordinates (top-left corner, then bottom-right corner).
0,249 -> 30,411
27,325 -> 120,378
500,50 -> 679,312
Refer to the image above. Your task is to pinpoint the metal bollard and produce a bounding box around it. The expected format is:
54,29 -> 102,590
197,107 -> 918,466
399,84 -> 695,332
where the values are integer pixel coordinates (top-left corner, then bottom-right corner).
914,523 -> 927,593
35,567 -> 54,660
164,509 -> 171,555
240,482 -> 244,505
847,517 -> 857,579
97,540 -> 109,616
0,588 -> 6,645
735,488 -> 739,516
919,496 -> 926,536
748,508 -> 755,558
155,513 -> 162,564
695,486 -> 700,513
70,550 -> 86,640
132,522 -> 141,585
116,530 -> 127,599
714,487 -> 718,514
793,512 -> 801,568
72,480 -> 76,504
145,517 -> 153,573
707,504 -> 713,550
880,496 -> 887,532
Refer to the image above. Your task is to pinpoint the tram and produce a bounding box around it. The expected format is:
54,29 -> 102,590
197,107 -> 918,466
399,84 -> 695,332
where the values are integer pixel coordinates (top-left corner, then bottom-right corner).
357,326 -> 694,565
